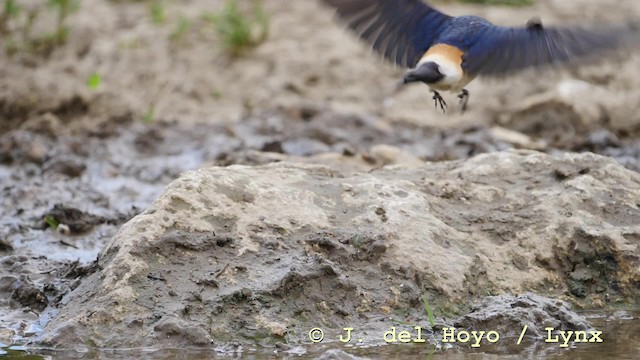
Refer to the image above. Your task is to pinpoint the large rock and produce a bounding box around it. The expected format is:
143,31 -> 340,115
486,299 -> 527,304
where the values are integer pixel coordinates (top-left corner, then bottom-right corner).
35,150 -> 640,348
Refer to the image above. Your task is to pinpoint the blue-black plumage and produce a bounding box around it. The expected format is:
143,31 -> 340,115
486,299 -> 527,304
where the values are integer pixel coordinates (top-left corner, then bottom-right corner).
322,0 -> 638,112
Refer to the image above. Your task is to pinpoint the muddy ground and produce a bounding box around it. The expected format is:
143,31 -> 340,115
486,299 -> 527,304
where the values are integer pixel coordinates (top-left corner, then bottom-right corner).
1,0 -> 640,357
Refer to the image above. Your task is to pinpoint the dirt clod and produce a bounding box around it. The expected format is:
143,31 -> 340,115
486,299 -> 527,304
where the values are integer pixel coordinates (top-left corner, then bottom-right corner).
43,205 -> 106,234
10,279 -> 48,312
456,293 -> 593,339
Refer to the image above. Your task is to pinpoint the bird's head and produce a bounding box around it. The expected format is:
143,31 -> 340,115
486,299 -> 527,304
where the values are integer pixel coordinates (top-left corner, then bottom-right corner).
403,61 -> 445,85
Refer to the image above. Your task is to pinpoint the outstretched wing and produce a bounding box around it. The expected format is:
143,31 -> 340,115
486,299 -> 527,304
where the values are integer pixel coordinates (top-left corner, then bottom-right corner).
463,23 -> 634,77
322,0 -> 452,68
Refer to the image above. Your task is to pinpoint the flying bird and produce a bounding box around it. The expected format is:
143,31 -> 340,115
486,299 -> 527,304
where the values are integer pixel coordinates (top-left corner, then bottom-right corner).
322,0 -> 637,112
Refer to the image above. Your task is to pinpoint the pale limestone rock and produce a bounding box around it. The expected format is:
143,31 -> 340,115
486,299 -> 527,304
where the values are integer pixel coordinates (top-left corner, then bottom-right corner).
36,150 -> 640,348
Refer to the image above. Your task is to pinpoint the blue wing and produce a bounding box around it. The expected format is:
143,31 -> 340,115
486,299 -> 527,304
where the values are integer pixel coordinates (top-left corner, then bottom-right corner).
463,22 -> 633,77
322,0 -> 452,68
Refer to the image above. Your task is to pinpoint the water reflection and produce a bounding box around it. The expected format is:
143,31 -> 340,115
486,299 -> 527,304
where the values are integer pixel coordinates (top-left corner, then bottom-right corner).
1,311 -> 637,360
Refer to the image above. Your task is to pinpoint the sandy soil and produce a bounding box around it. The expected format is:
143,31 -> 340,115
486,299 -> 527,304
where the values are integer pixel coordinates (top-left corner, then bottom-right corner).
3,0 -> 640,128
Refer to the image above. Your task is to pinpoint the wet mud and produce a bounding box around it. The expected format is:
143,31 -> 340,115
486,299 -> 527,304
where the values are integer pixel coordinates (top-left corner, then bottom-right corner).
1,103 -> 640,350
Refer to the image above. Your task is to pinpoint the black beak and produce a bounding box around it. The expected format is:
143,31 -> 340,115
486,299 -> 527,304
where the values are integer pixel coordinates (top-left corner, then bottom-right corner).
403,74 -> 415,84
403,62 -> 444,84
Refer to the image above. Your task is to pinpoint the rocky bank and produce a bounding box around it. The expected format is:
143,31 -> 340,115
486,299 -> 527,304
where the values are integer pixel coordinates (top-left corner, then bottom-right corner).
34,150 -> 640,349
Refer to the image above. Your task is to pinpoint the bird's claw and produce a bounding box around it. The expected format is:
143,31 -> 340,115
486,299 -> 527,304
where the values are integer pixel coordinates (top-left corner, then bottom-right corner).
431,90 -> 448,113
458,89 -> 469,113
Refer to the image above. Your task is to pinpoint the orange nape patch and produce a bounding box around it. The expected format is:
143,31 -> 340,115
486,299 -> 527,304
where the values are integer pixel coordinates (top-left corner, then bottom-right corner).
422,44 -> 464,65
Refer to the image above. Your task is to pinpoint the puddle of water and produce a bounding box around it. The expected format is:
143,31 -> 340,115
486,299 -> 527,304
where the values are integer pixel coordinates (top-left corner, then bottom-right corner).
0,311 -> 637,360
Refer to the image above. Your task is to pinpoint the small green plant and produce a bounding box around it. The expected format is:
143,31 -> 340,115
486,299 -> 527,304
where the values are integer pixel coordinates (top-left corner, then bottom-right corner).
2,0 -> 78,56
206,0 -> 269,56
87,72 -> 102,89
143,107 -> 155,123
389,296 -> 437,330
211,89 -> 223,100
150,0 -> 165,25
0,0 -> 20,36
169,16 -> 191,42
1,0 -> 19,23
4,0 -> 19,18
44,215 -> 59,230
422,296 -> 436,328
48,0 -> 79,44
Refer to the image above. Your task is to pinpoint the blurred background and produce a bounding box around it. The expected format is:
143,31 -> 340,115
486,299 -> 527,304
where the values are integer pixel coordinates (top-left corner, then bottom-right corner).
2,0 -> 640,300
2,0 -> 640,133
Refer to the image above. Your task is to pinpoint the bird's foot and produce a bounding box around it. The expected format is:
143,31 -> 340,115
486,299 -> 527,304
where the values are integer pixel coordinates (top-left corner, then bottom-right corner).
431,90 -> 447,113
458,89 -> 469,113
